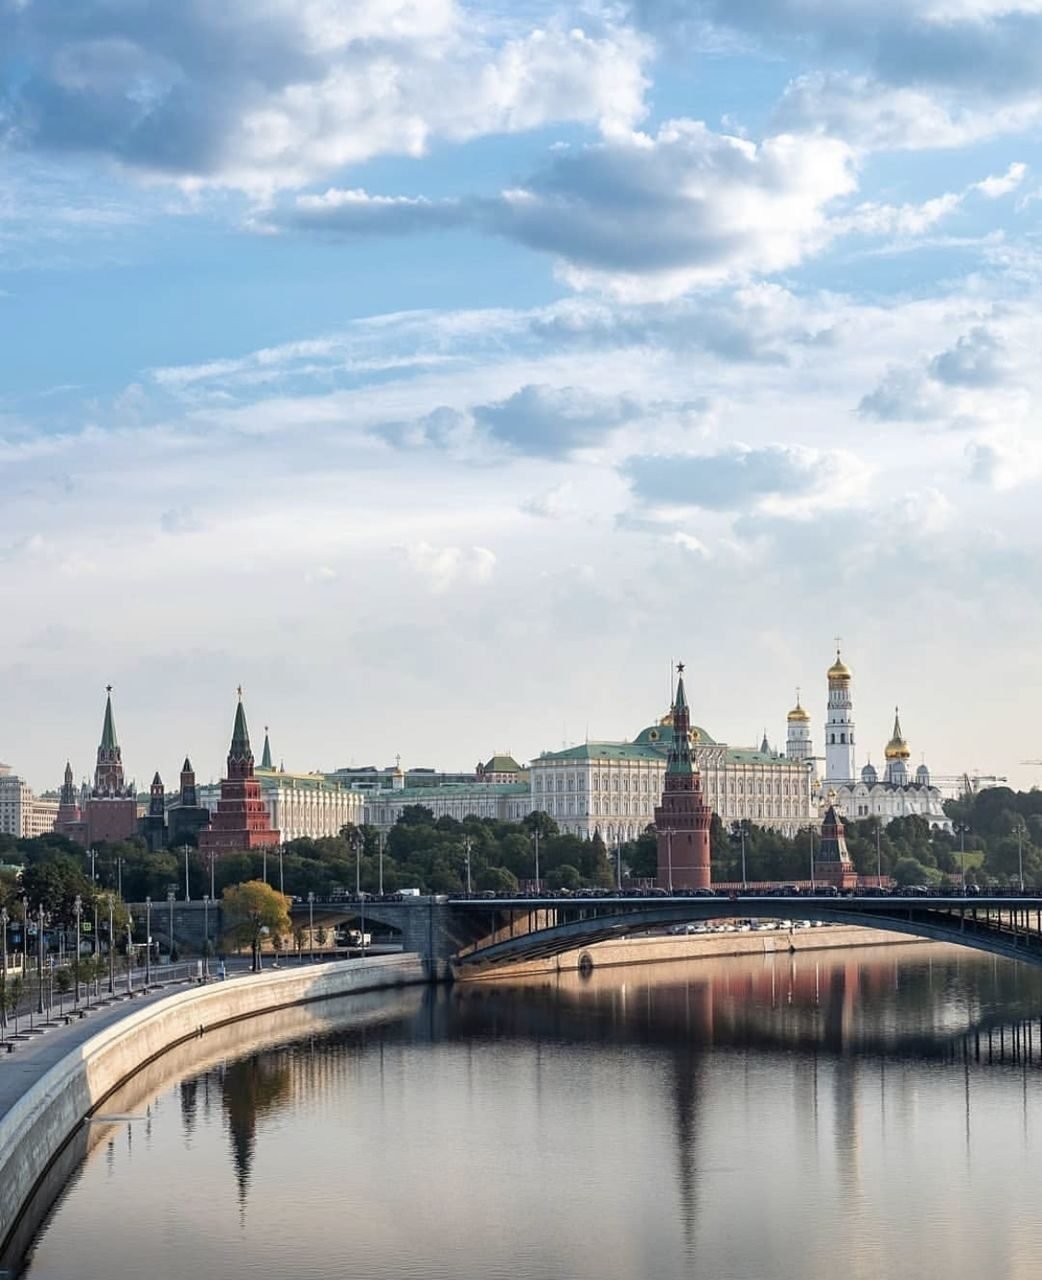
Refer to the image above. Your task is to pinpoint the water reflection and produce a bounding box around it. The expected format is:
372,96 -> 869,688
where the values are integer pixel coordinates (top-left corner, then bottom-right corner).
18,944 -> 1042,1280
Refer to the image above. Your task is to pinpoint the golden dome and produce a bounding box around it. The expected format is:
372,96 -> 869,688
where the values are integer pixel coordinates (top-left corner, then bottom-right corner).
787,698 -> 810,723
884,707 -> 910,761
827,649 -> 852,682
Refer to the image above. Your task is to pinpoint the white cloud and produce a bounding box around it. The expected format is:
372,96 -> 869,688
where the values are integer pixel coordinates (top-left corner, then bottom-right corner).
2,4 -> 650,191
399,542 -> 498,592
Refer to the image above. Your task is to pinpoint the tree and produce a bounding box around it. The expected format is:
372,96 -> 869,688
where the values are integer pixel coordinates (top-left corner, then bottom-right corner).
222,881 -> 292,972
522,811 -> 559,839
547,864 -> 582,891
476,865 -> 519,894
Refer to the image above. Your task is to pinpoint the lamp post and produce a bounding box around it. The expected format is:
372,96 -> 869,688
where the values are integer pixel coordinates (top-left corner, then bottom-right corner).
463,838 -> 473,896
145,896 -> 152,986
1016,820 -> 1026,893
731,823 -> 747,889
167,888 -> 175,965
378,830 -> 385,898
955,822 -> 970,893
875,822 -> 882,885
262,847 -> 268,886
209,850 -> 215,900
1,907 -> 8,1039
116,857 -> 123,899
666,828 -> 674,893
184,845 -> 191,903
106,895 -> 115,995
203,894 -> 210,978
809,829 -> 816,893
616,839 -> 622,893
278,844 -> 285,896
73,895 -> 82,1011
88,846 -> 96,883
36,905 -> 46,1016
126,918 -> 134,994
533,828 -> 541,893
307,891 -> 315,964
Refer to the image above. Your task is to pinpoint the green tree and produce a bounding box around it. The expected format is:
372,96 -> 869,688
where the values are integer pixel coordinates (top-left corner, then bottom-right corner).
222,881 -> 292,972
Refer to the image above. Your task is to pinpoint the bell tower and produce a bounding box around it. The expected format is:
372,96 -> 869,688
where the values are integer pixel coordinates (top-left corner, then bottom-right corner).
824,648 -> 856,785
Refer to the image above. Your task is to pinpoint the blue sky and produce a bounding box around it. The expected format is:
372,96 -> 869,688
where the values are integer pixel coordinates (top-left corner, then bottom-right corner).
3,0 -> 1042,792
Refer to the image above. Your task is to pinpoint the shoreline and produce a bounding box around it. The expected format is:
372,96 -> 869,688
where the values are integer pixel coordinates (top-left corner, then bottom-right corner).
460,924 -> 929,980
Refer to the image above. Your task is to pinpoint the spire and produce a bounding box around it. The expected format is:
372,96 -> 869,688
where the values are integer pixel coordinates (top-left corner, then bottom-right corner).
152,770 -> 162,786
666,662 -> 694,777
100,685 -> 118,752
64,760 -> 73,785
760,730 -> 770,755
231,687 -> 251,757
892,706 -> 903,741
182,756 -> 192,773
261,726 -> 273,771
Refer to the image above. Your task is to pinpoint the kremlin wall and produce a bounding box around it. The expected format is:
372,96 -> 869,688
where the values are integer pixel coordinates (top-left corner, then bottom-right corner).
0,651 -> 964,860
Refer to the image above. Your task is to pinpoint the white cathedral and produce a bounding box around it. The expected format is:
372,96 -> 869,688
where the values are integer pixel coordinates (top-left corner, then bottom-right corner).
784,650 -> 951,832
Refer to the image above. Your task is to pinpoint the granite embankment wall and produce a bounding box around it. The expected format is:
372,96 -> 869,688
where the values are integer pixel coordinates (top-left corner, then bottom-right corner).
0,954 -> 425,1257
463,926 -> 928,979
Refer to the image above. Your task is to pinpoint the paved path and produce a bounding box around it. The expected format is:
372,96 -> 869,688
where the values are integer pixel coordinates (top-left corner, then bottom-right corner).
0,978 -> 205,1125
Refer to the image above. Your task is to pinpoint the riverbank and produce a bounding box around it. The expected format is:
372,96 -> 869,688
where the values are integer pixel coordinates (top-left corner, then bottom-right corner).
0,954 -> 425,1261
461,924 -> 929,979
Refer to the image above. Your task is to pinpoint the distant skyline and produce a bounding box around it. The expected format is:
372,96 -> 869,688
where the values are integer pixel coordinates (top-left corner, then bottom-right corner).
2,2 -> 1041,792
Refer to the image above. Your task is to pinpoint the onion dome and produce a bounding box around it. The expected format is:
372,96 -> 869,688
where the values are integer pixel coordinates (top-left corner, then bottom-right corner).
827,650 -> 852,683
787,693 -> 810,723
884,707 -> 911,761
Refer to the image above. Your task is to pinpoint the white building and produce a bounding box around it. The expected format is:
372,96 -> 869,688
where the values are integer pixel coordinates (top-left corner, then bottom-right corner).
198,767 -> 366,842
0,765 -> 58,838
530,715 -> 817,842
824,651 -> 856,784
830,708 -> 951,832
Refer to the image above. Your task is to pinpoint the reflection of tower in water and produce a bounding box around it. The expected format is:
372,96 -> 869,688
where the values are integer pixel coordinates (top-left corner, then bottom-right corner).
220,1054 -> 293,1212
663,979 -> 714,1259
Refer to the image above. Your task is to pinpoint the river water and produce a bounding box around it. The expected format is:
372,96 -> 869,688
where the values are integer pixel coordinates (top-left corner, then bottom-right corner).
16,943 -> 1042,1280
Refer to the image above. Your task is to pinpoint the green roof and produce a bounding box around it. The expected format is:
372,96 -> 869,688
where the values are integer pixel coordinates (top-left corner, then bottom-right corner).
483,754 -> 522,773
371,782 -> 529,801
100,692 -> 118,752
537,741 -> 663,763
231,697 -> 251,756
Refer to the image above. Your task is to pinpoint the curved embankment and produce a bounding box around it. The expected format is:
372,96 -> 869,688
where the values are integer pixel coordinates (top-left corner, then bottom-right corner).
0,954 -> 425,1260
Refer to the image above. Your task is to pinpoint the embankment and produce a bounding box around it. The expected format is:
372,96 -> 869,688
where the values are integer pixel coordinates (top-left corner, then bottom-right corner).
462,925 -> 928,979
0,954 -> 425,1260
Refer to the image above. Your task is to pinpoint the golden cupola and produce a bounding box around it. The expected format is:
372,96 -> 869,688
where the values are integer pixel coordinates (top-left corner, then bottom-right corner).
787,696 -> 810,723
827,650 -> 852,683
884,708 -> 911,761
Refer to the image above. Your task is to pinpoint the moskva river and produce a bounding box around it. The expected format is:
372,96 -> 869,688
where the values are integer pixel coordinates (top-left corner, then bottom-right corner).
16,943 -> 1042,1280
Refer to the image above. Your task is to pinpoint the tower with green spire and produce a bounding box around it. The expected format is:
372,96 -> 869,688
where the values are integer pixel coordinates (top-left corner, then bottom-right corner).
260,727 -> 273,771
93,684 -> 128,796
199,688 -> 280,857
82,686 -> 139,843
654,663 -> 712,890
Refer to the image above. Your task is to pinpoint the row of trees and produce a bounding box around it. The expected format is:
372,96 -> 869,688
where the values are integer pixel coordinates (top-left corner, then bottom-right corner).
5,787 -> 1042,904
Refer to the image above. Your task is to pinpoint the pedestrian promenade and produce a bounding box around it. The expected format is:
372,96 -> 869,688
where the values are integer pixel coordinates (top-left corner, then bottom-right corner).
0,977 -> 199,1125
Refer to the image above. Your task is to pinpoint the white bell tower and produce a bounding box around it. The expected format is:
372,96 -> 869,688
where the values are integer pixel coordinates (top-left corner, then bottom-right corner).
786,691 -> 814,776
824,648 -> 856,785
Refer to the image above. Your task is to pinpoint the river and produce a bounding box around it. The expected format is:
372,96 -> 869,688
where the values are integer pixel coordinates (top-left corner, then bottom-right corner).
15,943 -> 1042,1280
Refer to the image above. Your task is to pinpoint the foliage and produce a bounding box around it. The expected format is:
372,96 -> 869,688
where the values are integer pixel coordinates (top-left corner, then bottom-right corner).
222,881 -> 292,970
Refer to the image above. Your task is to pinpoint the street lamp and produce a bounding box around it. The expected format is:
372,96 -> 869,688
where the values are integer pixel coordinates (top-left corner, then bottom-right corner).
730,823 -> 747,889
532,828 -> 541,893
1016,819 -> 1026,893
145,896 -> 152,986
307,891 -> 315,964
73,895 -> 82,1011
167,889 -> 175,966
463,837 -> 473,896
36,905 -> 46,1016
809,829 -> 816,893
1,906 -> 8,1040
125,917 -> 134,994
106,895 -> 115,995
875,822 -> 883,884
666,828 -> 675,893
616,839 -> 622,893
184,844 -> 191,903
378,830 -> 385,898
203,894 -> 211,979
955,822 -> 971,893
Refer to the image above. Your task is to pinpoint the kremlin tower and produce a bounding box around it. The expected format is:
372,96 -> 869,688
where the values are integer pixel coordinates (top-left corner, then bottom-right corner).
58,687 -> 139,845
199,690 -> 280,857
655,664 -> 712,891
815,804 -> 857,889
824,649 -> 856,785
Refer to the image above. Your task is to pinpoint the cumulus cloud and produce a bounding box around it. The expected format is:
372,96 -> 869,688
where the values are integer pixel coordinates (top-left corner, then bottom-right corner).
277,122 -> 857,298
0,2 -> 649,191
399,542 -> 497,592
622,443 -> 858,513
860,325 -> 1010,419
632,1 -> 1042,149
473,384 -> 640,456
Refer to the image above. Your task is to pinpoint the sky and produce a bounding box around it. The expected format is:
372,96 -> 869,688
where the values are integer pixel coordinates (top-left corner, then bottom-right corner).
3,0 -> 1042,792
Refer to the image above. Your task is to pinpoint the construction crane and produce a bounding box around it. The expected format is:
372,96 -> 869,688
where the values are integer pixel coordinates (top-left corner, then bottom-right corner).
930,773 -> 1008,797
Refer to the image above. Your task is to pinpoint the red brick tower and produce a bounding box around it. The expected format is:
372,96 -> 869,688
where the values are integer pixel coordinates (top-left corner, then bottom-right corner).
82,687 -> 139,843
199,689 -> 280,857
816,804 -> 858,889
655,663 -> 712,890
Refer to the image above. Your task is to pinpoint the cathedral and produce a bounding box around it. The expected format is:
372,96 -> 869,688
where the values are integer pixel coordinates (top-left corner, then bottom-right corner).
811,651 -> 950,831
